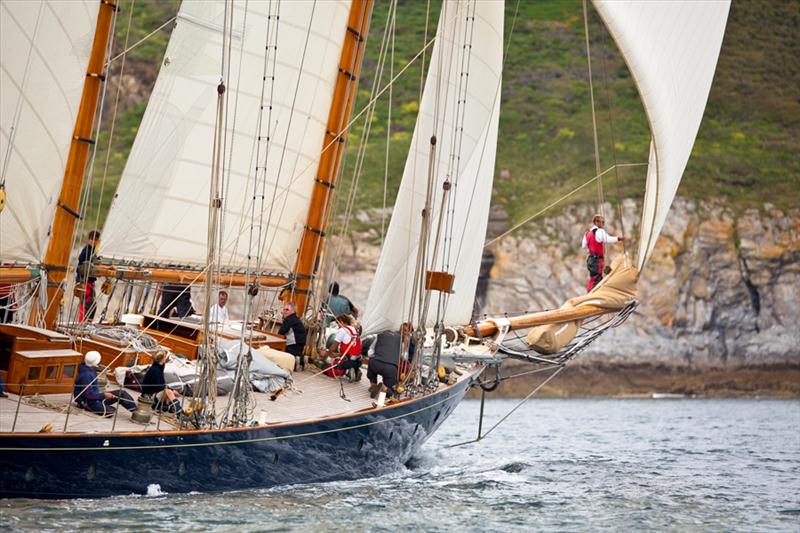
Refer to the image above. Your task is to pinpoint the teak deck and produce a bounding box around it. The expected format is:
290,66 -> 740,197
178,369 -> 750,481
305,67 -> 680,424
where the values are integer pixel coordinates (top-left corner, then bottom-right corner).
0,366 -> 470,435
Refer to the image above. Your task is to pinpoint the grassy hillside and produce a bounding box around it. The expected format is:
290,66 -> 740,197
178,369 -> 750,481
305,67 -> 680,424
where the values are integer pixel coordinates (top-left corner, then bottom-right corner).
83,0 -> 799,236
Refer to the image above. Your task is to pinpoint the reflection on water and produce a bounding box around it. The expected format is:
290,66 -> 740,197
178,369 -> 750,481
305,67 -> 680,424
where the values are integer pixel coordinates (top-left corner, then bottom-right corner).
2,399 -> 799,532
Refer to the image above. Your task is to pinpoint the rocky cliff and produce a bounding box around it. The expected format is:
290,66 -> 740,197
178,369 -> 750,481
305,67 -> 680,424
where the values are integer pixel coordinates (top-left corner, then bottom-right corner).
334,198 -> 799,369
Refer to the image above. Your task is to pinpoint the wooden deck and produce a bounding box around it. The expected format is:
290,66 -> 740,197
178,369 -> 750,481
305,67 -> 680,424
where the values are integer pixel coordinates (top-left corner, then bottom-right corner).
0,366 -> 475,435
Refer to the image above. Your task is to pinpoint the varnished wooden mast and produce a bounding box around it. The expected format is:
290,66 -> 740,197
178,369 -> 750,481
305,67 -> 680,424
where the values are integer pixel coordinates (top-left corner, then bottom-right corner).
290,0 -> 374,314
32,0 -> 118,328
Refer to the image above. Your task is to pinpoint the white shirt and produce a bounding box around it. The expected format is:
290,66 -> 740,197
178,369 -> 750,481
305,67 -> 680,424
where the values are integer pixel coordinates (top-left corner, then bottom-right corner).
334,326 -> 353,346
209,303 -> 229,324
581,225 -> 619,250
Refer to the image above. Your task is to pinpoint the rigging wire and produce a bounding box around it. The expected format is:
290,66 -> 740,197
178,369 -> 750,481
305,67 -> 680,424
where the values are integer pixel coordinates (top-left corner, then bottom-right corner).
582,0 -> 605,219
483,163 -> 646,249
597,11 -> 630,257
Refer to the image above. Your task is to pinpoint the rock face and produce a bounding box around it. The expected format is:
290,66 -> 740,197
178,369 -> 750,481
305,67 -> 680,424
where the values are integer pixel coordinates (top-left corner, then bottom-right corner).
335,198 -> 799,367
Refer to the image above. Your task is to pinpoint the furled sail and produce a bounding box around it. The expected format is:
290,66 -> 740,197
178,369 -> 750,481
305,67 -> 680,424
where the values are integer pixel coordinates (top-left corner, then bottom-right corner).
363,0 -> 503,334
593,0 -> 730,270
0,0 -> 99,264
100,0 -> 351,273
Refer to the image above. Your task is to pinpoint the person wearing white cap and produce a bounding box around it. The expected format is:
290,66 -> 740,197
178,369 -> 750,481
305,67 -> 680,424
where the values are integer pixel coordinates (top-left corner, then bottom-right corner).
73,351 -> 135,417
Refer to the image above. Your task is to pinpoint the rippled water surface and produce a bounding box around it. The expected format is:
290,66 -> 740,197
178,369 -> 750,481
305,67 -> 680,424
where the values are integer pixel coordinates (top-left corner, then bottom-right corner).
2,398 -> 799,532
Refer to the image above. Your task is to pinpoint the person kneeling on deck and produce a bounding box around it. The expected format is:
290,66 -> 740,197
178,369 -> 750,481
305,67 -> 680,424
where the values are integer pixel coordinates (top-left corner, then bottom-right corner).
279,301 -> 307,371
581,214 -> 624,292
367,322 -> 415,399
73,351 -> 135,417
141,351 -> 181,412
320,315 -> 362,381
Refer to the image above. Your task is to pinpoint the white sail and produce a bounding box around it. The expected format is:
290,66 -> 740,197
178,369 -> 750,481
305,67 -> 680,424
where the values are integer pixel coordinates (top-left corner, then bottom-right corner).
363,0 -> 503,334
0,0 -> 99,264
100,0 -> 351,272
593,0 -> 730,270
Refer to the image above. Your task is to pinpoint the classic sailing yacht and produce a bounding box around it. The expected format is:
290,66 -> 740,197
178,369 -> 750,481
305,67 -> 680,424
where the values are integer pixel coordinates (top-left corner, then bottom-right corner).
0,0 -> 729,498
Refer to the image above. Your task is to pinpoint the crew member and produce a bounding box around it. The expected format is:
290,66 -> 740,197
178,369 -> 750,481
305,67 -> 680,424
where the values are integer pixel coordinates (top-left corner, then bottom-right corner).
581,214 -> 624,291
325,281 -> 359,328
209,290 -> 230,324
158,283 -> 195,318
140,351 -> 181,412
77,230 -> 100,322
366,322 -> 415,399
73,351 -> 135,416
321,315 -> 362,380
279,301 -> 307,371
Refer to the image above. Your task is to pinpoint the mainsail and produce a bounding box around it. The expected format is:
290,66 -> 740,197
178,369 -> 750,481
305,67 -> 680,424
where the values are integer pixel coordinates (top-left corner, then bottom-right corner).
0,0 -> 99,264
100,0 -> 351,273
593,0 -> 731,270
363,0 -> 504,334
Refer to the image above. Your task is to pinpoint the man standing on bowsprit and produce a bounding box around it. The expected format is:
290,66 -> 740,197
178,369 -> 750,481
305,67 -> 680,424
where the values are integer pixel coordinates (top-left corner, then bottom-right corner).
581,214 -> 624,292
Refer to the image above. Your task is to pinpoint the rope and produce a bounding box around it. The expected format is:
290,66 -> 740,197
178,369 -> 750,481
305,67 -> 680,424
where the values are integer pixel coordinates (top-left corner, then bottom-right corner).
105,16 -> 177,65
483,163 -> 646,249
582,0 -> 605,219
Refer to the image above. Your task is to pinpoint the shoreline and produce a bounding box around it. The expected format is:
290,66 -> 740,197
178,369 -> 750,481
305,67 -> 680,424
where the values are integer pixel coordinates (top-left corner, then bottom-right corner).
468,362 -> 800,399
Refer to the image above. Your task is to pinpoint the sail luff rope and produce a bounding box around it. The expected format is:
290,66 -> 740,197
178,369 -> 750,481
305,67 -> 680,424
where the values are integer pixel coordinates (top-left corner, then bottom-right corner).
582,0 -> 605,222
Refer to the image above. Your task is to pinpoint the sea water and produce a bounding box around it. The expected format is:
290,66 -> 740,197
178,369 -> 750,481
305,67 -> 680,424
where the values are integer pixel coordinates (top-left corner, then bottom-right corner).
2,398 -> 798,532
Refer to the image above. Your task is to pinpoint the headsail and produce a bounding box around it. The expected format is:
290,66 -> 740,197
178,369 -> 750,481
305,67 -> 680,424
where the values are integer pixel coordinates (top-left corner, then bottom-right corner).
100,0 -> 351,273
363,0 -> 504,334
0,0 -> 99,264
593,0 -> 731,270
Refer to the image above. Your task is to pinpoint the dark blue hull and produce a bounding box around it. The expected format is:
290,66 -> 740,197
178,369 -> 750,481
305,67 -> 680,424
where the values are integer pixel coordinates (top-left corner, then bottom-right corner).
0,373 -> 477,499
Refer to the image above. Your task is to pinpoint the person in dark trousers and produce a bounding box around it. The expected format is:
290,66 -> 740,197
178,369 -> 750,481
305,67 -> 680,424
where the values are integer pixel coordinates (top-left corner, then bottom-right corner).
366,322 -> 415,398
158,283 -> 196,319
581,214 -> 624,292
279,301 -> 307,370
321,314 -> 362,380
140,351 -> 181,412
77,230 -> 100,322
73,351 -> 135,417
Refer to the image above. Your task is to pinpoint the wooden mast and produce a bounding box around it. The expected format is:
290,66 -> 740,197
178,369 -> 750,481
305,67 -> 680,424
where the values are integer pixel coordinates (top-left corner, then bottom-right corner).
32,0 -> 118,329
289,0 -> 374,314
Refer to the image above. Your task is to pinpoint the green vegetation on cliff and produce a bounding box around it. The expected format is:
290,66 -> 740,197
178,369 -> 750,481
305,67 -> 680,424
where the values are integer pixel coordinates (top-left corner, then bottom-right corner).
84,0 -> 799,234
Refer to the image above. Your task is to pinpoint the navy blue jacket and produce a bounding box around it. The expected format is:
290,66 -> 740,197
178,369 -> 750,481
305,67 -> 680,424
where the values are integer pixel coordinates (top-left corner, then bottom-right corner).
141,361 -> 166,396
73,363 -> 104,405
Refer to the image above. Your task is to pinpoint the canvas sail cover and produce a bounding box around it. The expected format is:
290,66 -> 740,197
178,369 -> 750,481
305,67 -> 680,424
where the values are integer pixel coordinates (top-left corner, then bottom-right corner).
100,0 -> 351,273
363,0 -> 503,334
593,0 -> 730,270
0,0 -> 99,264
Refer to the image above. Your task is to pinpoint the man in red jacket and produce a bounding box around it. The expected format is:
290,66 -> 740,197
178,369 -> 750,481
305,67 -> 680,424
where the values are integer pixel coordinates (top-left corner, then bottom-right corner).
581,214 -> 624,291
